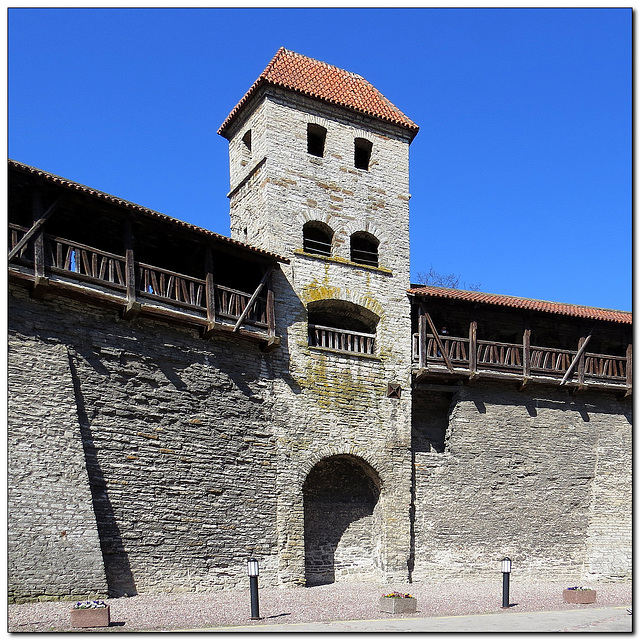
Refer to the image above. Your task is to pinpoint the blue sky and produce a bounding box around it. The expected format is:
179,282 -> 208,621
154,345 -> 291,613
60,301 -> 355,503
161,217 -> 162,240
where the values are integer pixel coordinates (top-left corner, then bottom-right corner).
8,8 -> 631,311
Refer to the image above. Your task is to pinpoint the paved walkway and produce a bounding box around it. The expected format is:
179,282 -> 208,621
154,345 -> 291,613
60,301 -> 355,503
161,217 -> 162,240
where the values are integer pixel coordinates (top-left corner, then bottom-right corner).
192,607 -> 631,633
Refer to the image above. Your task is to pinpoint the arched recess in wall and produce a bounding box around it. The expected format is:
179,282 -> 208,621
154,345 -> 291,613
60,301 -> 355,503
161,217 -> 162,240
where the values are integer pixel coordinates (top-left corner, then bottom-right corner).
350,231 -> 379,267
303,221 -> 333,257
303,454 -> 382,585
307,299 -> 379,355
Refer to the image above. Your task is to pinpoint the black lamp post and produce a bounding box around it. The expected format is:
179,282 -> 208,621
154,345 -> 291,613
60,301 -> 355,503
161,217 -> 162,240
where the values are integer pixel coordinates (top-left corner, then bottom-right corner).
501,557 -> 512,609
247,558 -> 260,620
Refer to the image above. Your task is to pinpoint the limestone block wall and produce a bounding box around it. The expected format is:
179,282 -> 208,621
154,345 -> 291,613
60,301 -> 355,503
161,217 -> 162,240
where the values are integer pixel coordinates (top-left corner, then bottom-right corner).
411,383 -> 632,582
8,283 -> 281,599
8,335 -> 108,603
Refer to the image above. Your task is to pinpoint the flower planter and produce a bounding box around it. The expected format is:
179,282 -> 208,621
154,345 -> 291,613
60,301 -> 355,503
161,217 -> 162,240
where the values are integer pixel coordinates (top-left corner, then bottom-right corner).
70,606 -> 110,628
563,589 -> 596,605
379,596 -> 417,615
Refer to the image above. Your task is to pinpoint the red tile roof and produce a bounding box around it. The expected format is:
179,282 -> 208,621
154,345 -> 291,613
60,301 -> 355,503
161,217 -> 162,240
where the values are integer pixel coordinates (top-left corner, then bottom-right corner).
218,47 -> 419,139
8,160 -> 289,263
408,285 -> 631,325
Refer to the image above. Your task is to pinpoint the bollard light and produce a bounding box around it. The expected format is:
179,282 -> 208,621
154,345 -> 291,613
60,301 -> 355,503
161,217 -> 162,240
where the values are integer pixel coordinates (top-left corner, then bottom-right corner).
247,558 -> 261,620
501,557 -> 512,609
247,558 -> 260,577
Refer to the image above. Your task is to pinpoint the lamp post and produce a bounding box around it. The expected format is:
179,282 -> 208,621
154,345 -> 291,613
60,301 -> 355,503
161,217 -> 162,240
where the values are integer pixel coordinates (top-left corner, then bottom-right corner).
501,557 -> 512,609
247,558 -> 260,620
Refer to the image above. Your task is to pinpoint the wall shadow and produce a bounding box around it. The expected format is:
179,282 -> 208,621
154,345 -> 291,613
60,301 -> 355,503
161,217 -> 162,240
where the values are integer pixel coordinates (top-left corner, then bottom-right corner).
67,349 -> 138,597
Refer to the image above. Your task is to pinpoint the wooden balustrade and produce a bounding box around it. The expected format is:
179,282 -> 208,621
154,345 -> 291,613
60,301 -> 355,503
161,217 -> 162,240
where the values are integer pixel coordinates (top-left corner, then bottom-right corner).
45,234 -> 127,287
215,285 -> 268,327
9,229 -> 273,336
414,332 -> 628,386
9,223 -> 30,259
137,263 -> 205,309
309,324 -> 375,355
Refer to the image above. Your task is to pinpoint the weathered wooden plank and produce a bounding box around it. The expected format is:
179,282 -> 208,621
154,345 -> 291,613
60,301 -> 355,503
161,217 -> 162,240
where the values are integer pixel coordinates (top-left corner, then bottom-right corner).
233,267 -> 273,332
422,305 -> 454,373
560,331 -> 593,385
8,198 -> 59,260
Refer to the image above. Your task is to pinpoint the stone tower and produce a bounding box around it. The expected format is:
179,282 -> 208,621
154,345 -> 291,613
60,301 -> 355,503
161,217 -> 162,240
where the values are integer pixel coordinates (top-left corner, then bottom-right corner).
219,49 -> 419,586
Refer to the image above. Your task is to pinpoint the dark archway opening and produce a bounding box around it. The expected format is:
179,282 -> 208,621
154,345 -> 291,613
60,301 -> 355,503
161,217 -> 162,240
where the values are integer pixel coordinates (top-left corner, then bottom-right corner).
303,455 -> 381,586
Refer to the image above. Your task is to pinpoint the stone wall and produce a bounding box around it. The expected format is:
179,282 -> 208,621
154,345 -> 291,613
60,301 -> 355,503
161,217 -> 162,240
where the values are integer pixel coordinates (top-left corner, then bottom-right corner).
8,283 -> 281,600
411,383 -> 632,583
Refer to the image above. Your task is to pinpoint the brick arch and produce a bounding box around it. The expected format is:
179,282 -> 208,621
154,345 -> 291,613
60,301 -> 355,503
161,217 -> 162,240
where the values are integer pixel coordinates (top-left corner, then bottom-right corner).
298,445 -> 387,490
298,210 -> 336,229
300,286 -> 385,320
342,220 -> 388,247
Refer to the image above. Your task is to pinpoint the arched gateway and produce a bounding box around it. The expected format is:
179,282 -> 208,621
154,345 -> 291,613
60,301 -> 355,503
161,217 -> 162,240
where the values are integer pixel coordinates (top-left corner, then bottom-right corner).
303,455 -> 382,585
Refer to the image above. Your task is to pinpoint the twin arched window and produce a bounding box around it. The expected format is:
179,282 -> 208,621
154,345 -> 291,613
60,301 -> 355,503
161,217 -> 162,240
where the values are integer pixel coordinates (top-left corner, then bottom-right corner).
302,223 -> 379,267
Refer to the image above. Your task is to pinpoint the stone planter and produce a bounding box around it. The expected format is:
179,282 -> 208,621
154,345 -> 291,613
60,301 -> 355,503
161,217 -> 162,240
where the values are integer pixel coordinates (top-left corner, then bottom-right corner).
563,589 -> 596,605
379,596 -> 417,615
70,606 -> 110,628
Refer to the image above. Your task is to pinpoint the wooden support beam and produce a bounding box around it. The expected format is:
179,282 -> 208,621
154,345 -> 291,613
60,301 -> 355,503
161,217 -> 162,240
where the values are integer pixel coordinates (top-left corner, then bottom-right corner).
560,329 -> 594,386
626,343 -> 632,394
523,323 -> 531,379
122,217 -> 139,320
204,247 -> 217,336
418,305 -> 428,369
421,305 -> 454,373
8,198 -> 59,261
518,377 -> 531,392
31,191 -> 49,297
469,318 -> 477,375
265,272 -> 276,339
233,266 -> 273,332
576,335 -> 587,387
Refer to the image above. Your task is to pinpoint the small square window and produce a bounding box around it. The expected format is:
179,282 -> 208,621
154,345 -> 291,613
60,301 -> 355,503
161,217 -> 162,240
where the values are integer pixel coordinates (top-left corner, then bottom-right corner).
354,138 -> 373,170
307,124 -> 327,157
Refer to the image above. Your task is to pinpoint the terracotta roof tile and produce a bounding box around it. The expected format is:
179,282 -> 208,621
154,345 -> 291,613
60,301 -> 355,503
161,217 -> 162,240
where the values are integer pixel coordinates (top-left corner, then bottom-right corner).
219,47 -> 419,138
8,160 -> 289,264
408,285 -> 631,325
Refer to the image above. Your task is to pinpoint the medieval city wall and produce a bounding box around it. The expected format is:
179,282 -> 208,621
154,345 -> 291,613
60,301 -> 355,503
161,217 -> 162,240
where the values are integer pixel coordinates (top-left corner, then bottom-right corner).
8,283 -> 282,601
411,383 -> 632,583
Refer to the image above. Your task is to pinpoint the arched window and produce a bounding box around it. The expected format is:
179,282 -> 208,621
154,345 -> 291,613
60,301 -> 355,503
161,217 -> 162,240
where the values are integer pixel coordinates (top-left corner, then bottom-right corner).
308,299 -> 378,355
350,232 -> 379,267
303,221 -> 333,257
241,130 -> 252,152
354,138 -> 372,170
307,124 -> 327,157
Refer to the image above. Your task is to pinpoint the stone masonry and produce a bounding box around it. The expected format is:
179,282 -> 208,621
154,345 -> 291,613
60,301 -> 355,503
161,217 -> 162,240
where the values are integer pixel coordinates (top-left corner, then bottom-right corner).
223,83 -> 415,586
8,49 -> 631,601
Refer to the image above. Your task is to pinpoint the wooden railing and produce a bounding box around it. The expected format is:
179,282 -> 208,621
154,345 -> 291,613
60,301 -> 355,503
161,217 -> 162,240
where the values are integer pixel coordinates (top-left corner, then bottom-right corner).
215,284 -> 268,327
413,333 -> 628,384
46,235 -> 127,287
8,228 -> 272,335
8,223 -> 30,259
309,323 -> 375,355
138,263 -> 204,309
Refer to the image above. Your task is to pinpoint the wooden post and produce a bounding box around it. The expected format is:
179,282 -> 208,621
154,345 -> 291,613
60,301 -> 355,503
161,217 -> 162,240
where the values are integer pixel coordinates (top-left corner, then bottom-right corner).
576,335 -> 587,387
418,304 -> 428,369
266,273 -> 276,338
422,305 -> 454,373
625,343 -> 632,396
202,247 -> 218,338
469,318 -> 477,375
122,217 -> 140,320
31,191 -> 49,296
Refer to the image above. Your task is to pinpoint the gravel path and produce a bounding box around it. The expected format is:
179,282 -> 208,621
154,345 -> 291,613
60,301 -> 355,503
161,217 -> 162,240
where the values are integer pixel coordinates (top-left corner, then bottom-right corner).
8,580 -> 631,632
